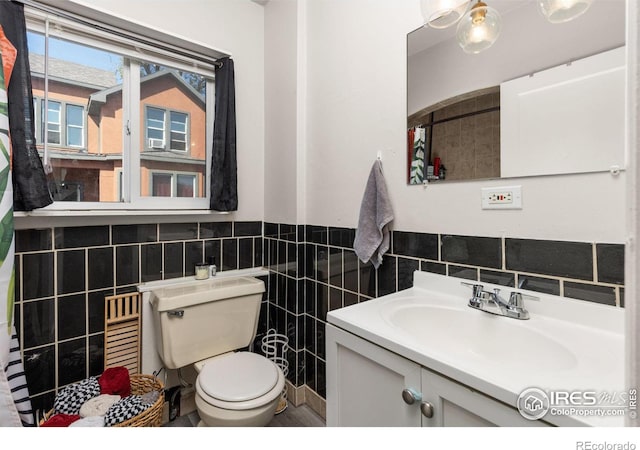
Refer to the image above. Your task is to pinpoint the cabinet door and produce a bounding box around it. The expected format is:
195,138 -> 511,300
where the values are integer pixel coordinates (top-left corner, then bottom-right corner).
421,369 -> 552,427
500,46 -> 625,178
326,324 -> 422,426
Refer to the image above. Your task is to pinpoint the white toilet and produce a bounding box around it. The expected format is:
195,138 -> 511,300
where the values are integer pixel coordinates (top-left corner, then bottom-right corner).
150,276 -> 285,427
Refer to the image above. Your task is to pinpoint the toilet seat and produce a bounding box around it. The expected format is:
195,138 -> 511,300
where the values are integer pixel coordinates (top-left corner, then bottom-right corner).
196,352 -> 284,411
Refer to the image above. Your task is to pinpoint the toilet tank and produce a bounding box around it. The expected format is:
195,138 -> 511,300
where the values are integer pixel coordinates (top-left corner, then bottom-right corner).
150,276 -> 265,369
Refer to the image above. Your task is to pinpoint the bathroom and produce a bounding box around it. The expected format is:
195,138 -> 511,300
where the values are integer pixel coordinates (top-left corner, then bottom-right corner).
1,0 -> 639,445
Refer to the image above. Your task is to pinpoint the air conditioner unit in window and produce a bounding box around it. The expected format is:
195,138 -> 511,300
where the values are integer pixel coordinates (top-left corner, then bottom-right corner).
148,138 -> 165,149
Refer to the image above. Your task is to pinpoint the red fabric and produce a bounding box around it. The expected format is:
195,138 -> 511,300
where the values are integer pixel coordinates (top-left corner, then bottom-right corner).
98,367 -> 131,398
41,414 -> 80,427
407,128 -> 415,183
0,25 -> 16,88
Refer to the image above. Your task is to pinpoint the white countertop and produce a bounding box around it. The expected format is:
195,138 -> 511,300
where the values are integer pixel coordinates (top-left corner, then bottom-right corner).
327,271 -> 626,427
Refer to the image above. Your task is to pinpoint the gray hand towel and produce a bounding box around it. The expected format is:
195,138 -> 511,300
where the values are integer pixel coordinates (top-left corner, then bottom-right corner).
353,160 -> 394,269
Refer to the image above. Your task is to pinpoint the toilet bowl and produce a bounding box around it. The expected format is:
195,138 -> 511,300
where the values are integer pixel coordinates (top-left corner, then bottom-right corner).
150,276 -> 283,427
193,351 -> 285,427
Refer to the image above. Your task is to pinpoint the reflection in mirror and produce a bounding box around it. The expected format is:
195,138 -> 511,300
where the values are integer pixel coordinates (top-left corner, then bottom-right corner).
408,86 -> 500,183
407,0 -> 625,185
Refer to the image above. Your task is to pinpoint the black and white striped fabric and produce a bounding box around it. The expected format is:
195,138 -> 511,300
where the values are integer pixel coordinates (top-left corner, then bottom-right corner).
5,326 -> 34,426
53,376 -> 101,416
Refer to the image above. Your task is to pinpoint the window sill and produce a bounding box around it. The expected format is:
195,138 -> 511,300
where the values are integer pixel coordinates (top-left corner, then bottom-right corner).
14,209 -> 230,218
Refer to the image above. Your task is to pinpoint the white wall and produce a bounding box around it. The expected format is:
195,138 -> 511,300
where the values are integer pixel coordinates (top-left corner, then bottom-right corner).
303,0 -> 626,243
264,0 -> 299,224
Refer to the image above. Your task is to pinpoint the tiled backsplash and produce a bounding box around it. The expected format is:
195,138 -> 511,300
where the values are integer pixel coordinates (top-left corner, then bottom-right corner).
15,220 -> 624,414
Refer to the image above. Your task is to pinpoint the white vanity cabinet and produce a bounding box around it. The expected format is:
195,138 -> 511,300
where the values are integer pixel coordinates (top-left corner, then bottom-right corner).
326,324 -> 552,427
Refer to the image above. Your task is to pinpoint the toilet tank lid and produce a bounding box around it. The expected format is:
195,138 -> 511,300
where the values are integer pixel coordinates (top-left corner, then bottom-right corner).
150,276 -> 265,312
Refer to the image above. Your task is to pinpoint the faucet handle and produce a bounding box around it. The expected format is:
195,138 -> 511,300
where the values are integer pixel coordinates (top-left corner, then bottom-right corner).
460,281 -> 485,298
508,291 -> 540,309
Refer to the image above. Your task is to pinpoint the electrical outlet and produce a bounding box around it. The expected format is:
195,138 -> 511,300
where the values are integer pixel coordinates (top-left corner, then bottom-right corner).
481,186 -> 522,210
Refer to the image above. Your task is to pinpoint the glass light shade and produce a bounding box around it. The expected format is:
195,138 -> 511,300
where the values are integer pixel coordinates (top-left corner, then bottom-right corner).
456,4 -> 501,54
538,0 -> 593,24
420,0 -> 471,29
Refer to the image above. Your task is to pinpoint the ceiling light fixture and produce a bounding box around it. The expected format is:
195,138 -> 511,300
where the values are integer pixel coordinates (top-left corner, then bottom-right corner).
456,1 -> 501,54
421,0 -> 595,54
538,0 -> 594,24
420,0 -> 472,29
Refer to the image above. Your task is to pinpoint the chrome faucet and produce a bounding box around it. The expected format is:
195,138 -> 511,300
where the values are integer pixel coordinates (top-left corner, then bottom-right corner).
461,282 -> 539,320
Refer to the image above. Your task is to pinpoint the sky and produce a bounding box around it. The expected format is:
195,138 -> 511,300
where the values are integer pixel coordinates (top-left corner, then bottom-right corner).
27,31 -> 123,81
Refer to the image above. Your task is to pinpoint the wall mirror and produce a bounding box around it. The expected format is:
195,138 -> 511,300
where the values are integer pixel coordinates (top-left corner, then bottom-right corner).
407,0 -> 626,184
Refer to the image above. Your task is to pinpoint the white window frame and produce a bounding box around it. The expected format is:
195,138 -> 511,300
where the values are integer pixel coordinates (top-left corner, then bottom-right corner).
24,5 -> 219,211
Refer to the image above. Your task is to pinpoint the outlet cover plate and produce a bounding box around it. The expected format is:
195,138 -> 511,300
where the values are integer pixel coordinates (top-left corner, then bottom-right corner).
481,186 -> 522,210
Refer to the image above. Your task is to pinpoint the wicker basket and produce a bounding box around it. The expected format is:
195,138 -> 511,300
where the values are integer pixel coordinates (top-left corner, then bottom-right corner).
40,374 -> 164,427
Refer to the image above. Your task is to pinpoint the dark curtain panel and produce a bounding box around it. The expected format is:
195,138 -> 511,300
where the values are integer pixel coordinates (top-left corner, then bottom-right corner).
0,1 -> 52,211
209,57 -> 237,211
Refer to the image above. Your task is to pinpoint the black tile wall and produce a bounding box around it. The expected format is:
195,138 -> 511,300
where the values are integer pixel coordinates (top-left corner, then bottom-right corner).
15,220 -> 266,411
159,222 -> 198,241
448,264 -> 478,280
442,235 -> 502,269
55,226 -> 109,249
185,241 -> 205,274
57,294 -> 86,341
517,274 -> 560,296
88,247 -> 113,290
564,281 -> 617,306
113,224 -> 157,244
57,250 -> 85,294
115,245 -> 139,286
200,222 -> 232,238
421,260 -> 446,275
141,244 -> 162,282
164,242 -> 184,279
264,222 -> 278,238
596,244 -> 624,285
393,231 -> 438,260
235,221 -> 262,237
15,220 -> 625,414
16,228 -> 51,252
22,299 -> 55,348
22,252 -> 54,300
23,346 -> 55,394
480,269 -> 515,287
222,238 -> 238,271
506,238 -> 593,281
58,338 -> 86,386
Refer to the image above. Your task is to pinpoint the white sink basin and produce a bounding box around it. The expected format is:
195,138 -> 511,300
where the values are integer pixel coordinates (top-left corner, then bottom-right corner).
382,302 -> 578,371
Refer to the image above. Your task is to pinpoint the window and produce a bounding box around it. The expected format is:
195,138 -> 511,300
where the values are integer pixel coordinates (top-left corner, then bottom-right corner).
170,112 -> 188,152
42,100 -> 61,145
144,107 -> 190,152
37,99 -> 86,149
25,4 -> 218,210
146,107 -> 165,148
151,172 -> 197,198
66,104 -> 84,148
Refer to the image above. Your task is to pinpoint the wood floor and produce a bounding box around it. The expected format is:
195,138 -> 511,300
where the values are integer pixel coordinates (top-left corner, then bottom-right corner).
163,402 -> 325,427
